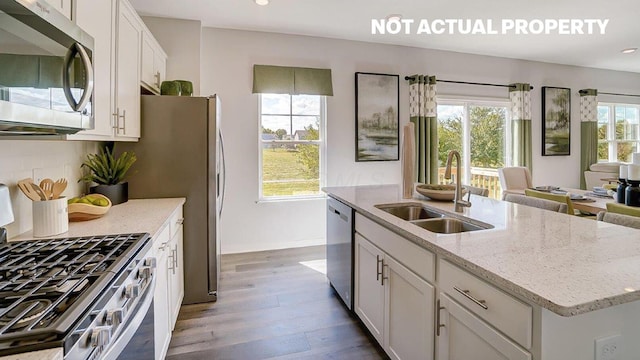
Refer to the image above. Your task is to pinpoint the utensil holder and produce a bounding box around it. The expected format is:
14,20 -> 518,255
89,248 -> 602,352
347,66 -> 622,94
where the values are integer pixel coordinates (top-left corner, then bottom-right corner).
33,197 -> 68,237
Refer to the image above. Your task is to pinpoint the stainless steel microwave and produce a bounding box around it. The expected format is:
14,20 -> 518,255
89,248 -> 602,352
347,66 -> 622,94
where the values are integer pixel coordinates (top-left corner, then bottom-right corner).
0,0 -> 94,135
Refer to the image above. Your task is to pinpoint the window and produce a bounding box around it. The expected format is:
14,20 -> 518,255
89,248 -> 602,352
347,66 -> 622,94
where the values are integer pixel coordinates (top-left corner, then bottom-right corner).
437,99 -> 510,199
597,103 -> 640,162
259,94 -> 325,199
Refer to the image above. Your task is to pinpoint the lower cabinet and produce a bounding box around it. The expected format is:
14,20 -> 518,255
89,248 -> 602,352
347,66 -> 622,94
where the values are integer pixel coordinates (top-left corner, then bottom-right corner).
437,294 -> 531,360
153,225 -> 171,359
153,207 -> 185,359
167,224 -> 184,329
355,234 -> 435,360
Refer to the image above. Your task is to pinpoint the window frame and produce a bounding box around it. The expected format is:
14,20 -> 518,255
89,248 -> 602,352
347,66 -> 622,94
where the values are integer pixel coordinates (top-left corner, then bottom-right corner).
257,94 -> 327,202
437,96 -> 512,185
597,102 -> 640,163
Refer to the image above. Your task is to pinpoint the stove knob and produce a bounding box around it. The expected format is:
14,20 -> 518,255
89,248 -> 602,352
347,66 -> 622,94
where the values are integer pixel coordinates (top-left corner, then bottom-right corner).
139,266 -> 153,280
106,308 -> 125,326
144,257 -> 157,268
125,283 -> 140,299
90,326 -> 111,348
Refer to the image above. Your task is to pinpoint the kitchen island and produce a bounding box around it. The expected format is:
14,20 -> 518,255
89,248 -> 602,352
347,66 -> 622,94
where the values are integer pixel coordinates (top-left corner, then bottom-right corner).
324,185 -> 640,360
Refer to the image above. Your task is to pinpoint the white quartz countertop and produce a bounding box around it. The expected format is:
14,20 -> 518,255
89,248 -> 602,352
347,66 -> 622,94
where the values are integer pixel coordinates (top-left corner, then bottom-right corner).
324,185 -> 640,317
11,198 -> 185,241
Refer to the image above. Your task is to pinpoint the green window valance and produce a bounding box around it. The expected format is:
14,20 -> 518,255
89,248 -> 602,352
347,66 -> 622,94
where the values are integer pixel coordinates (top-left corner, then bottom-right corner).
252,65 -> 333,96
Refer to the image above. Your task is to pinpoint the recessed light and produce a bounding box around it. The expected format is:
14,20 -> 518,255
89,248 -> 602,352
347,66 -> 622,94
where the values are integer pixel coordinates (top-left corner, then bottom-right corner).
385,14 -> 403,22
255,0 -> 269,5
621,48 -> 637,54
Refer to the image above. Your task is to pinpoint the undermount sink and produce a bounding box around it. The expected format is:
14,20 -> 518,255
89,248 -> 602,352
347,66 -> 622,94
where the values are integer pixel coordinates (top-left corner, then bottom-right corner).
375,203 -> 444,221
375,202 -> 493,234
410,218 -> 491,234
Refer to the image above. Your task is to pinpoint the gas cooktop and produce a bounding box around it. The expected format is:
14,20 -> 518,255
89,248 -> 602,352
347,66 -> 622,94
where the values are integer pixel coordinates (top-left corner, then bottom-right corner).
0,233 -> 151,356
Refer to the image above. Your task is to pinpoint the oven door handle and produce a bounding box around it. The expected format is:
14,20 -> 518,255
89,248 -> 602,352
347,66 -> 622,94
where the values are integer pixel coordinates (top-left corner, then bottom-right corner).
100,272 -> 156,360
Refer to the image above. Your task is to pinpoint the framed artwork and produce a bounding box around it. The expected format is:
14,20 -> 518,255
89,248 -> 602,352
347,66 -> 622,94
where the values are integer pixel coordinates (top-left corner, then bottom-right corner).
355,72 -> 399,161
542,86 -> 571,156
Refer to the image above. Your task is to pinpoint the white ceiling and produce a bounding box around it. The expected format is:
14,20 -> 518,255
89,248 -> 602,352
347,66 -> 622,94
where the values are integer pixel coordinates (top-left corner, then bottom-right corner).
129,0 -> 640,73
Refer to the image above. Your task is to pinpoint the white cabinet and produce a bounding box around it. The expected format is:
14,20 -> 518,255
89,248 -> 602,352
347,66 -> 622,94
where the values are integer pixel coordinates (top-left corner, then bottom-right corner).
44,0 -> 72,20
167,213 -> 184,329
354,234 -> 385,344
153,224 -> 172,360
153,207 -> 185,359
437,294 -> 531,360
113,0 -> 141,139
73,0 -> 115,138
141,32 -> 167,94
72,0 -> 167,141
355,234 -> 435,360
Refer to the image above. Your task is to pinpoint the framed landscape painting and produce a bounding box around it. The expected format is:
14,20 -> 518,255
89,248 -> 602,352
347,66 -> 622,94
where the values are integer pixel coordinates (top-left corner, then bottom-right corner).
542,86 -> 571,156
355,72 -> 399,161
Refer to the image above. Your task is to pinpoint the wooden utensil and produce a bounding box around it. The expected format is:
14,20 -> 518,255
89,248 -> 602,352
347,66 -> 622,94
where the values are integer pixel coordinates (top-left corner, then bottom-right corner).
17,178 -> 40,201
30,183 -> 47,201
52,178 -> 68,199
40,178 -> 54,200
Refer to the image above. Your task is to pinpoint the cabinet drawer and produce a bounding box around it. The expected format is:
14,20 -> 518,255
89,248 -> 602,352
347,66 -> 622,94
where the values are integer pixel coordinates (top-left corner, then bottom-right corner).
439,259 -> 532,349
355,213 -> 434,283
169,207 -> 184,238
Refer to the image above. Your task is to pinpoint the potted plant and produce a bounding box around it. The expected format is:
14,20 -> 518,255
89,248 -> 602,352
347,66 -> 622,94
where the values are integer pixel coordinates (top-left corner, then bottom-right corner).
79,145 -> 136,205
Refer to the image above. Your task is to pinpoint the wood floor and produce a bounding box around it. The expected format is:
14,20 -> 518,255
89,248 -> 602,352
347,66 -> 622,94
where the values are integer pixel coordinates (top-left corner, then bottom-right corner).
166,245 -> 387,360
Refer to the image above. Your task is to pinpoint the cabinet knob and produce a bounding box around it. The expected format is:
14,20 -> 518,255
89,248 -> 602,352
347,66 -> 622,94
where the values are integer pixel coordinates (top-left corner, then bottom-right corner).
144,257 -> 157,268
138,266 -> 153,280
124,283 -> 140,299
105,308 -> 125,326
90,326 -> 111,348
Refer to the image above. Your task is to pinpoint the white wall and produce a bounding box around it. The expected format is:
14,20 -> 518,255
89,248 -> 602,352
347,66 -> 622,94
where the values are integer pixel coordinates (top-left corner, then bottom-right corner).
0,140 -> 98,238
141,17 -> 202,96
199,27 -> 640,254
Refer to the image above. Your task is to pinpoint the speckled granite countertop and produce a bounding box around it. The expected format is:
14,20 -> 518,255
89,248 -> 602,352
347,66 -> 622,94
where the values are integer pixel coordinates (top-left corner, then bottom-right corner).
0,348 -> 62,360
11,198 -> 185,241
324,185 -> 640,317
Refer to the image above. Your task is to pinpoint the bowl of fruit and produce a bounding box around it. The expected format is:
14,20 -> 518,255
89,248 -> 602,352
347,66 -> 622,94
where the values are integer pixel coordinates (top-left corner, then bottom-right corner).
67,194 -> 112,222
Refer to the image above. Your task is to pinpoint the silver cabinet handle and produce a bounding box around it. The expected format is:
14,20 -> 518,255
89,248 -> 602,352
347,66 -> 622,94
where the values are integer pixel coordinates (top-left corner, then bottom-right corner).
376,255 -> 383,283
154,71 -> 161,88
158,241 -> 169,251
112,107 -> 119,130
381,264 -> 388,286
454,286 -> 488,310
436,299 -> 445,336
119,109 -> 126,134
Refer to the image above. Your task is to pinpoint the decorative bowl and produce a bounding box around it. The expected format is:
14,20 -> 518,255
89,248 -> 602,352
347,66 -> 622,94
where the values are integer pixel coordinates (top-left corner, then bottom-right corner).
68,194 -> 112,222
415,184 -> 466,201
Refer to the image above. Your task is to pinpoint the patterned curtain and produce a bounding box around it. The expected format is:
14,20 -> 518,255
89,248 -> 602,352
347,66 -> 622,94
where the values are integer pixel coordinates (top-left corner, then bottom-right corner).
580,89 -> 598,189
409,75 -> 438,183
509,83 -> 532,171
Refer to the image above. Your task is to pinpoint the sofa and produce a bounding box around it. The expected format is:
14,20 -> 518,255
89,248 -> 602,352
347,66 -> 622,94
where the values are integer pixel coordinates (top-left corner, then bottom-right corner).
584,162 -> 622,190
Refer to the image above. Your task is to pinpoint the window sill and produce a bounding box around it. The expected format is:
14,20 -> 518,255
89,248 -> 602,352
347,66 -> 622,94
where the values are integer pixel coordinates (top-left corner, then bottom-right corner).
256,194 -> 327,204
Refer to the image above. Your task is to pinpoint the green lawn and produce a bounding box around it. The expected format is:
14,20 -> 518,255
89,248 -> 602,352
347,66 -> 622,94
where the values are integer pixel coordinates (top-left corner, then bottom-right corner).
262,148 -> 319,197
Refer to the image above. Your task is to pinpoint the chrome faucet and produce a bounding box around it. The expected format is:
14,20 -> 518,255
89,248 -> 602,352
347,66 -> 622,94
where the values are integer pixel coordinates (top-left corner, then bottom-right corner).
444,150 -> 471,212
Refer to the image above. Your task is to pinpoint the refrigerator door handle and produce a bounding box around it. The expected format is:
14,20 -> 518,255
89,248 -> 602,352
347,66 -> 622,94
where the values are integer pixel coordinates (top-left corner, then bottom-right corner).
219,129 -> 226,217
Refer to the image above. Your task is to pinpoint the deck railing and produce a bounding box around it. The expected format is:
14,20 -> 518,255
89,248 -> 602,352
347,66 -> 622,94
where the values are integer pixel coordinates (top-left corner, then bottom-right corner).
437,167 -> 502,199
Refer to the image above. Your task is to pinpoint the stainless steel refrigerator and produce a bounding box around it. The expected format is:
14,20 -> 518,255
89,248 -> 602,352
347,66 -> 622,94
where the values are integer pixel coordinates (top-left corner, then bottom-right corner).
119,95 -> 225,304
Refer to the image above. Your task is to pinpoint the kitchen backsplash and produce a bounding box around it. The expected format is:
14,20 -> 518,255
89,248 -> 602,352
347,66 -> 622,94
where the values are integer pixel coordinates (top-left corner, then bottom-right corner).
0,140 -> 98,238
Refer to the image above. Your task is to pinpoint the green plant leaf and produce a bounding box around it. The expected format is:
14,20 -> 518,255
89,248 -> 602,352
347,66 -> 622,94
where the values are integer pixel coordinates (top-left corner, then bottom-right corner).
79,146 -> 137,185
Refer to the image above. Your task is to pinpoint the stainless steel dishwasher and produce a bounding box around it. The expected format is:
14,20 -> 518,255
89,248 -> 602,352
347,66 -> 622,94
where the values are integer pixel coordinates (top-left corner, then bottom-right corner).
326,197 -> 354,310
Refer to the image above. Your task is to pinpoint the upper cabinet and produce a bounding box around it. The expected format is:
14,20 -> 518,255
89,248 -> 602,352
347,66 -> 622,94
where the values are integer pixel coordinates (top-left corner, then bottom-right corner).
44,0 -> 72,20
114,0 -> 142,139
70,0 -> 166,141
141,32 -> 167,95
